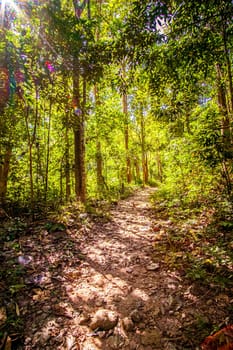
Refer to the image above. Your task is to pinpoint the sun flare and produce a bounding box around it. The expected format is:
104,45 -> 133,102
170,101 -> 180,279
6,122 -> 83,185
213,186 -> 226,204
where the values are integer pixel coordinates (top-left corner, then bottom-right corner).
0,0 -> 22,27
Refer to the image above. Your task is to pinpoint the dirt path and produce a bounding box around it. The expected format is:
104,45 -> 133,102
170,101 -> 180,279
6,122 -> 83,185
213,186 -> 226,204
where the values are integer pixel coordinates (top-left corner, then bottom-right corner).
76,188 -> 164,349
19,187 -> 176,350
2,188 -> 219,349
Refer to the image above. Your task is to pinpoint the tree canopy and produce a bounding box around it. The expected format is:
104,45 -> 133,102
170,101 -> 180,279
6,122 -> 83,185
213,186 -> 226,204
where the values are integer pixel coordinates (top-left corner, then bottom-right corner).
0,0 -> 232,210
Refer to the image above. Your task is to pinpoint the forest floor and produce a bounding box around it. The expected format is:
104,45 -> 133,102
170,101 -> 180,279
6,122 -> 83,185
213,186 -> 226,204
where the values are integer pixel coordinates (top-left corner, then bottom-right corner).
0,187 -> 233,350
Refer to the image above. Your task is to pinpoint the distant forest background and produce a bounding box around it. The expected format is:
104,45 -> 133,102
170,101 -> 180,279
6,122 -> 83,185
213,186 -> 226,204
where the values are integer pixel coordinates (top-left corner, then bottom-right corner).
0,0 -> 232,213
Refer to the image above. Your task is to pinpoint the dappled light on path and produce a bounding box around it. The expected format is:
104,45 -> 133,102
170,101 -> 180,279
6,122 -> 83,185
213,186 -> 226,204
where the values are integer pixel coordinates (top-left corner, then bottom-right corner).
2,187 -> 231,349
57,187 -> 182,349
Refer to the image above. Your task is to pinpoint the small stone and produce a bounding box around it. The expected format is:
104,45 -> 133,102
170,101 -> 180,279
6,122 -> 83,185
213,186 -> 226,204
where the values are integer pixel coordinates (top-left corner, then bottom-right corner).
130,309 -> 142,323
122,317 -> 134,332
126,268 -> 133,273
18,255 -> 33,266
57,317 -> 64,324
146,263 -> 160,271
24,337 -> 32,345
97,331 -> 106,339
89,309 -> 118,331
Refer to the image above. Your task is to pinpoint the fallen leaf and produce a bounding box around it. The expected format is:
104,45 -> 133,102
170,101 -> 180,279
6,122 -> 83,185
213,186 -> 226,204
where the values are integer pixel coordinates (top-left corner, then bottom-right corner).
4,336 -> 12,350
15,303 -> 20,316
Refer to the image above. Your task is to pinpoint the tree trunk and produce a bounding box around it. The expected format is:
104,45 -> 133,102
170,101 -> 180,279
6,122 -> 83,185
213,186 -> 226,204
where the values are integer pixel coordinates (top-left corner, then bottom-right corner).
96,140 -> 104,191
24,84 -> 39,211
216,63 -> 231,143
93,85 -> 104,193
222,19 -> 233,114
0,146 -> 12,205
156,151 -> 163,182
140,104 -> 148,186
73,64 -> 86,203
134,158 -> 141,183
93,1 -> 104,194
65,112 -> 71,201
28,143 -> 34,208
122,92 -> 132,183
215,63 -> 231,193
60,157 -> 63,201
44,95 -> 52,202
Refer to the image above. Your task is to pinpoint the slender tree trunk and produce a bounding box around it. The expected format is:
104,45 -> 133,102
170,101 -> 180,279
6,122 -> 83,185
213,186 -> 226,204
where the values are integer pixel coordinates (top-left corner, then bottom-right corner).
216,63 -> 231,143
122,92 -> 132,183
44,96 -> 52,202
94,85 -> 104,193
28,143 -> 34,207
134,158 -> 141,182
73,63 -> 86,203
81,76 -> 86,201
96,140 -> 104,191
140,104 -> 148,186
222,20 -> 233,114
156,151 -> 163,182
72,0 -> 87,203
36,141 -> 42,201
94,0 -> 104,194
59,156 -> 64,202
23,84 -> 39,211
87,0 -> 91,18
65,112 -> 71,201
215,63 -> 232,194
73,63 -> 81,199
144,154 -> 149,184
0,146 -> 12,205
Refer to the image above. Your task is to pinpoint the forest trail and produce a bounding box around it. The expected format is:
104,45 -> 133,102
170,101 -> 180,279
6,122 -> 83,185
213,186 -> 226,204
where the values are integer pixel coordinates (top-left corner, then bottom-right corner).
3,188 -> 225,350
18,187 -> 180,350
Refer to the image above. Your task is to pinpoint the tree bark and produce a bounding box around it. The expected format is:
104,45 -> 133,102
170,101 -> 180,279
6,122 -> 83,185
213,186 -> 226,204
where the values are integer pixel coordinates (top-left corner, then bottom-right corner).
0,146 -> 12,205
222,19 -> 233,114
93,85 -> 104,193
134,158 -> 141,183
122,92 -> 132,183
216,63 -> 232,193
24,84 -> 39,210
140,104 -> 148,186
156,151 -> 163,182
44,96 -> 52,202
73,60 -> 86,203
65,111 -> 71,201
216,63 -> 231,143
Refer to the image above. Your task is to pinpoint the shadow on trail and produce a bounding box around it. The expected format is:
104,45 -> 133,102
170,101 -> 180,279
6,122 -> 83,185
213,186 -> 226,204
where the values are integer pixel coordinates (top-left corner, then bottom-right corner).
56,188 -> 174,349
2,187 -> 204,350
